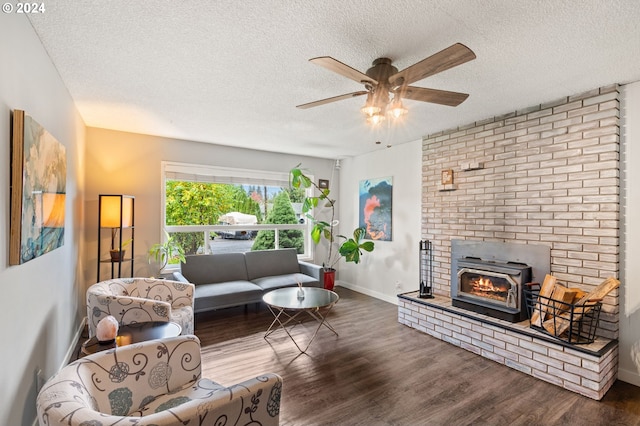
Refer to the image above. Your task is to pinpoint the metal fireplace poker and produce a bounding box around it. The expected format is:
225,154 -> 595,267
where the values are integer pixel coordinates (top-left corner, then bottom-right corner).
419,240 -> 434,299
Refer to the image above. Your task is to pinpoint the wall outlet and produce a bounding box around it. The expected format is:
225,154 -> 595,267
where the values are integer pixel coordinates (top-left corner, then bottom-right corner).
395,280 -> 402,290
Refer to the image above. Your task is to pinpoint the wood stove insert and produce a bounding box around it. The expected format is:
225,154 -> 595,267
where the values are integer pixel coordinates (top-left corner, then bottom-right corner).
452,257 -> 532,322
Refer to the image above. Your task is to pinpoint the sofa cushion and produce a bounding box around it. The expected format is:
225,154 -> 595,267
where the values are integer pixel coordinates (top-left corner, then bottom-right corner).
244,249 -> 300,280
194,281 -> 263,312
181,253 -> 248,285
252,272 -> 319,291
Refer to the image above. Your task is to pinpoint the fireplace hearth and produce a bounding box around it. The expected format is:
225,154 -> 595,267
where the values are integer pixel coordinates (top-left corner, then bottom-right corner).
452,257 -> 532,322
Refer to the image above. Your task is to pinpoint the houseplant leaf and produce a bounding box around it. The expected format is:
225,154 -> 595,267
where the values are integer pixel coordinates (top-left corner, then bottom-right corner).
290,165 -> 374,273
148,230 -> 187,276
338,227 -> 373,264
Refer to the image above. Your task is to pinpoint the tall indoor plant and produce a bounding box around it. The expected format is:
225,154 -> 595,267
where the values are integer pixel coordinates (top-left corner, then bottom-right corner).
290,164 -> 374,290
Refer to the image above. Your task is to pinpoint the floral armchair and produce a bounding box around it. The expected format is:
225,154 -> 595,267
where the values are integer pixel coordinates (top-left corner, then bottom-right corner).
87,278 -> 195,337
36,335 -> 283,425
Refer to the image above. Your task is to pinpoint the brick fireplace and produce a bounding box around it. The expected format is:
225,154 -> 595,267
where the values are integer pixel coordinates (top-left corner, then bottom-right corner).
400,85 -> 620,399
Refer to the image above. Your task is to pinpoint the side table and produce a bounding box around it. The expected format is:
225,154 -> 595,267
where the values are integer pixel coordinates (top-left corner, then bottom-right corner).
81,321 -> 182,356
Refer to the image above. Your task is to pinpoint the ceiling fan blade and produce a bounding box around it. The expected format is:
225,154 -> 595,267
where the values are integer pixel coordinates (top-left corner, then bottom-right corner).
389,43 -> 476,86
401,86 -> 469,107
310,56 -> 377,85
296,91 -> 368,109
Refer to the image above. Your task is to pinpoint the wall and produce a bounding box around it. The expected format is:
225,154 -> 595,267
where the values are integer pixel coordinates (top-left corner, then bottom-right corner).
0,14 -> 86,425
620,80 -> 640,386
84,127 -> 336,283
338,140 -> 422,303
421,85 -> 620,340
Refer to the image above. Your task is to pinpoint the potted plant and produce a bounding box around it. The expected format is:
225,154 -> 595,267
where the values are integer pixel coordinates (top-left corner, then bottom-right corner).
148,230 -> 187,277
109,231 -> 132,262
290,164 -> 374,290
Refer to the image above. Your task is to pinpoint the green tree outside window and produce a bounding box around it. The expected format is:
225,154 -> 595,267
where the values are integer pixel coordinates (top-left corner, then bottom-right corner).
252,191 -> 304,253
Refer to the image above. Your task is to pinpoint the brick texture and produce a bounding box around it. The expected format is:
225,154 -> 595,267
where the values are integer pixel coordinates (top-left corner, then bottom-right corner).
399,297 -> 617,400
421,85 -> 620,339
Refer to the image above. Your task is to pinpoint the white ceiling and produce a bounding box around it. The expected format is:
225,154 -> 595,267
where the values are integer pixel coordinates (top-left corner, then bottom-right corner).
27,1 -> 640,159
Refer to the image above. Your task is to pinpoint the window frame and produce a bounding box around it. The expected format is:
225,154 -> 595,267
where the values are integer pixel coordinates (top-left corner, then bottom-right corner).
160,161 -> 313,268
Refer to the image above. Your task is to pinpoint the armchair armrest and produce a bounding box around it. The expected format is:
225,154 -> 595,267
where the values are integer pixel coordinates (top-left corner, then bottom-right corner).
142,373 -> 283,426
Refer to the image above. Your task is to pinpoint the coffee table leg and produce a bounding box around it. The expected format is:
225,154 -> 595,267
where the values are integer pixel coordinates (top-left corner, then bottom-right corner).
264,304 -> 338,353
264,305 -> 305,338
265,306 -> 309,353
297,304 -> 338,352
306,306 -> 338,336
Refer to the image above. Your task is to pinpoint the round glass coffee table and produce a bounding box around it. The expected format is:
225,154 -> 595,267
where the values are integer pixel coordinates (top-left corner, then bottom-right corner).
262,287 -> 339,353
81,321 -> 182,356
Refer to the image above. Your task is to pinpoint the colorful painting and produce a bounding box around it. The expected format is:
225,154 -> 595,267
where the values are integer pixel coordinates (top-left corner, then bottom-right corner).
359,176 -> 392,241
10,110 -> 66,265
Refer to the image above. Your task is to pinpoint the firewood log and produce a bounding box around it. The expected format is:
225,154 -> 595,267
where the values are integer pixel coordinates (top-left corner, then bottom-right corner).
542,277 -> 619,336
530,274 -> 557,327
547,285 -> 579,316
567,288 -> 587,303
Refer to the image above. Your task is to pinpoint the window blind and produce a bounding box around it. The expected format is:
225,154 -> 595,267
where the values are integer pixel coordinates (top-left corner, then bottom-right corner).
163,162 -> 291,187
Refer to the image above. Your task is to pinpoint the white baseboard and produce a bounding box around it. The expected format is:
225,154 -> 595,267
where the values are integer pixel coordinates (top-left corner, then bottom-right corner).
618,367 -> 640,387
33,319 -> 85,426
336,280 -> 398,305
60,317 -> 86,370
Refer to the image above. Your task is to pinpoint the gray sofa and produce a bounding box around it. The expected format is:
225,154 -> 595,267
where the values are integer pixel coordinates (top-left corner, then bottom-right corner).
172,248 -> 324,313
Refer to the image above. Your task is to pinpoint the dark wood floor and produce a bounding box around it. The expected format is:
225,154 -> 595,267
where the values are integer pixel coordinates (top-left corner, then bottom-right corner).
194,287 -> 640,426
69,288 -> 640,425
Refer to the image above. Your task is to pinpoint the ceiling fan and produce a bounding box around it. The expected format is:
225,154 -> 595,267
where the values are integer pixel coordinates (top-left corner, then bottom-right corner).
297,43 -> 476,125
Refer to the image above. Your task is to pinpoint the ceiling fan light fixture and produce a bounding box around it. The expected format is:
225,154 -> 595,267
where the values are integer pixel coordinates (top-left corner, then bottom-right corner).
361,104 -> 381,117
388,99 -> 408,119
367,113 -> 386,126
361,92 -> 381,116
300,44 -> 476,126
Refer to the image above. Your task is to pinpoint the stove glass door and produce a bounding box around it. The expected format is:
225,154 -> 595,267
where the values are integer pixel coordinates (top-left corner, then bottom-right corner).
457,268 -> 519,309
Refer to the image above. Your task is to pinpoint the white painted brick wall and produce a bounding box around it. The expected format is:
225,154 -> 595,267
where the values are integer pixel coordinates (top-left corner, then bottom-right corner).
421,85 -> 620,339
399,297 -> 617,400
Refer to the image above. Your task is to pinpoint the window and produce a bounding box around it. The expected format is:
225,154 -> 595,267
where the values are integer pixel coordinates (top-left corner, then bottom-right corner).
161,162 -> 311,267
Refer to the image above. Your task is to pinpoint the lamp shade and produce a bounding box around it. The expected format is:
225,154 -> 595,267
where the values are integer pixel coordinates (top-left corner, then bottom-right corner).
100,195 -> 134,228
42,193 -> 66,228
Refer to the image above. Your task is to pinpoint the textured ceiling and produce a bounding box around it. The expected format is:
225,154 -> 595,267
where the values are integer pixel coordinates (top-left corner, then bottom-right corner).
27,0 -> 640,159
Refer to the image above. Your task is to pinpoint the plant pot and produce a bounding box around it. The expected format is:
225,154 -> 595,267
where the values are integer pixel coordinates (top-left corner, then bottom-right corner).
110,249 -> 125,262
323,269 -> 336,291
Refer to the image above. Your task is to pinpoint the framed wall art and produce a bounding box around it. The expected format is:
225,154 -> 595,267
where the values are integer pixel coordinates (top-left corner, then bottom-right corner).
10,110 -> 67,265
441,169 -> 454,185
358,176 -> 392,241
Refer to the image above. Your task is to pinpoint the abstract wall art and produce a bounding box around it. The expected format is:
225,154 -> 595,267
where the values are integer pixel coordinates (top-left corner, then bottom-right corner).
10,110 -> 67,265
359,176 -> 392,241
